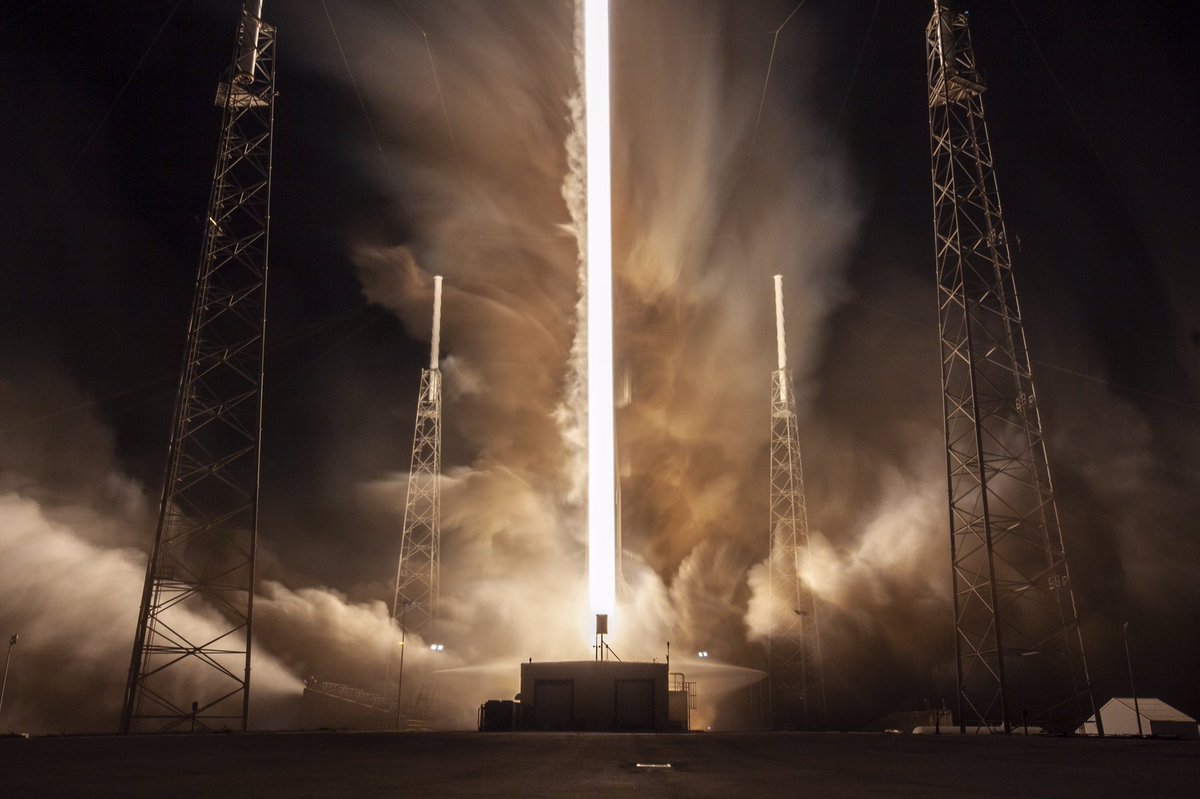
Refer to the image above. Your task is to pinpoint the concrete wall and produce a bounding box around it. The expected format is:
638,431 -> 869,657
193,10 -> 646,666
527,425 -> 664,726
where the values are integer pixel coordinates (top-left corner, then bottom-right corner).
519,661 -> 670,731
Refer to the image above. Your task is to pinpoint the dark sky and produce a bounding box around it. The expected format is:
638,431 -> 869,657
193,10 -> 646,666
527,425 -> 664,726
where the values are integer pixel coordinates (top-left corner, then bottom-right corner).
0,0 -> 1197,732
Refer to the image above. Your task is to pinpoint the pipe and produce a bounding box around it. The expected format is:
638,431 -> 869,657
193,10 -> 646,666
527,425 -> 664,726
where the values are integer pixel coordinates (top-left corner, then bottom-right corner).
430,276 -> 443,370
773,275 -> 787,371
235,0 -> 265,84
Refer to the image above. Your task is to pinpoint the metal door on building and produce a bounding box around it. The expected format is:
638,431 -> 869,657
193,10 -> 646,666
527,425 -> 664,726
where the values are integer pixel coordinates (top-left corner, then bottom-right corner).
534,680 -> 574,730
615,679 -> 655,730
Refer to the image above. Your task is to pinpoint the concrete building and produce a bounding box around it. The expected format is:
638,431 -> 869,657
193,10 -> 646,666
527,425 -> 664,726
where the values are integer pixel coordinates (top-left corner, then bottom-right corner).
518,661 -> 671,731
1079,698 -> 1199,739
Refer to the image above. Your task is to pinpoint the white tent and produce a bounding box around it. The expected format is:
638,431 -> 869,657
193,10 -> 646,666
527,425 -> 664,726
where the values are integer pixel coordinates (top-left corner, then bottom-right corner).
1078,697 -> 1199,739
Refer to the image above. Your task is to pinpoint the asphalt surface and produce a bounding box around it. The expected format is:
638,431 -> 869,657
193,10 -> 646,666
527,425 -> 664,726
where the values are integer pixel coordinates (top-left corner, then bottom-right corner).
2,731 -> 1197,797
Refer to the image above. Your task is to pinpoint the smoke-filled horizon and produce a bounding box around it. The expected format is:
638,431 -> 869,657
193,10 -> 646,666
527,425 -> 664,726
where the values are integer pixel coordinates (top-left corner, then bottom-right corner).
1,1 -> 1197,734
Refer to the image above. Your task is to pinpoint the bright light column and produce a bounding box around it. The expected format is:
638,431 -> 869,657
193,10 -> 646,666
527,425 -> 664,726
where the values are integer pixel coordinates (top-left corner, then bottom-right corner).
585,0 -> 616,620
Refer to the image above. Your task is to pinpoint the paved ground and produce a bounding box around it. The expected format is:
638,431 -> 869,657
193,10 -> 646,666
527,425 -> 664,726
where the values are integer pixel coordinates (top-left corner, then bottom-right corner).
2,731 -> 1197,797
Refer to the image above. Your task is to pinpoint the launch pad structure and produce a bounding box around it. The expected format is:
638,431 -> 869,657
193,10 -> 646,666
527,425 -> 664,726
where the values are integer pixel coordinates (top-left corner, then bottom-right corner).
121,1 -> 275,735
111,0 -> 1109,737
925,0 -> 1098,733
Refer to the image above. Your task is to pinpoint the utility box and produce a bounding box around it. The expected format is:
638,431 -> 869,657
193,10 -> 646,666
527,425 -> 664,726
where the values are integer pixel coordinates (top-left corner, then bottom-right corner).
478,699 -> 517,732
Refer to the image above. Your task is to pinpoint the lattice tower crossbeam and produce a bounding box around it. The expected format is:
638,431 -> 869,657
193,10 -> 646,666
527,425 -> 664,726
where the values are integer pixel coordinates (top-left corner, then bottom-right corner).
925,2 -> 1097,734
121,7 -> 275,734
768,368 -> 824,730
392,368 -> 442,649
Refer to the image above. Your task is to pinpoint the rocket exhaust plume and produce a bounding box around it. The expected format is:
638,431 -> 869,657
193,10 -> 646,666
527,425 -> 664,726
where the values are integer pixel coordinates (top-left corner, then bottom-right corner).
585,0 -> 616,623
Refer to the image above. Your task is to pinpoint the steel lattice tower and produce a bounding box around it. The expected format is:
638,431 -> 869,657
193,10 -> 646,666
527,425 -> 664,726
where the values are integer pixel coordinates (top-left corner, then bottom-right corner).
926,1 -> 1097,734
767,275 -> 823,730
392,277 -> 444,659
120,2 -> 275,734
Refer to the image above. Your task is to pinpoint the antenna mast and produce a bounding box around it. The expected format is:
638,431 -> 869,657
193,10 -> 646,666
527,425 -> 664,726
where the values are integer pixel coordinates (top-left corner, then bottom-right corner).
925,1 -> 1098,733
121,0 -> 276,734
392,276 -> 444,711
767,275 -> 824,730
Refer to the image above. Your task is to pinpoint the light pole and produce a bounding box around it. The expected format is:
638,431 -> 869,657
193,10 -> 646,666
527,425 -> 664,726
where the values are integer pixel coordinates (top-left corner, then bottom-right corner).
1123,621 -> 1143,737
0,634 -> 17,716
395,601 -> 411,730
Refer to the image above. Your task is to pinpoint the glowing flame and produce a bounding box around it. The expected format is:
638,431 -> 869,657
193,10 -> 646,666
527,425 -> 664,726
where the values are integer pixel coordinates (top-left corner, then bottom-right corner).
585,0 -> 616,621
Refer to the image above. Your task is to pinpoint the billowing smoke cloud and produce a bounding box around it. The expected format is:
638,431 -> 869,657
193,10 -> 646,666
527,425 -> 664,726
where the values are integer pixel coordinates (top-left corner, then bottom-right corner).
286,0 -> 889,727
7,1 -> 1195,735
0,367 -> 302,734
0,0 -> 909,733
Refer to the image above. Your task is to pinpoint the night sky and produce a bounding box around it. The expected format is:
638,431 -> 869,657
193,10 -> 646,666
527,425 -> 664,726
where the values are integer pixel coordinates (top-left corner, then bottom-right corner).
1,0 -> 1197,733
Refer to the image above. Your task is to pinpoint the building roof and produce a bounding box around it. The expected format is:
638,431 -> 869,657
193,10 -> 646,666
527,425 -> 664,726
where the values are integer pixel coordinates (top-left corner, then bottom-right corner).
1103,698 -> 1197,723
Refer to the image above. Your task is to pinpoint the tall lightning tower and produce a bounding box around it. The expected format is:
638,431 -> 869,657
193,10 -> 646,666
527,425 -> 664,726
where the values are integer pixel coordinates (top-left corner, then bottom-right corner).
767,275 -> 823,730
121,0 -> 276,734
392,276 -> 444,655
926,1 -> 1097,733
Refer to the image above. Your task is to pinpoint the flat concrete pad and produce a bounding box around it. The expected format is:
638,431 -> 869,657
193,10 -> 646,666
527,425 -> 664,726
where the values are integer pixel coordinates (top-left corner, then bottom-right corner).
2,731 -> 1197,797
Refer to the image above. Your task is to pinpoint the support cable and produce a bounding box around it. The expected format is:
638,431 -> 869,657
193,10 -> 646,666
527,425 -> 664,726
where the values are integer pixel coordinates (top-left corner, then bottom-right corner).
391,2 -> 469,197
1006,0 -> 1129,214
0,0 -> 48,33
1006,0 -> 1191,319
3,1 -> 183,269
846,297 -> 1200,415
737,1 -> 878,220
824,0 -> 882,154
745,1 -> 809,168
319,0 -> 405,204
0,304 -> 387,439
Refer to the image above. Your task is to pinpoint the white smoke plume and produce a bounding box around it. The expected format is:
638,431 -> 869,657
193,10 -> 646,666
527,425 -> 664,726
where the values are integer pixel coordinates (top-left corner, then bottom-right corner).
3,1 -> 1197,735
288,0 -> 884,725
0,1 -> 949,733
0,368 -> 303,734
